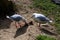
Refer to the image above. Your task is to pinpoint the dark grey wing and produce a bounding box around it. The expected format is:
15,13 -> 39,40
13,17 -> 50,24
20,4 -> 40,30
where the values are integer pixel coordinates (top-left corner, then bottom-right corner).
37,16 -> 49,21
10,16 -> 22,21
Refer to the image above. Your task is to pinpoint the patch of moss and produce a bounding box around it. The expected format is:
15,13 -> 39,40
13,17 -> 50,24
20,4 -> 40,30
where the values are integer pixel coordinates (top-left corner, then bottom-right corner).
36,35 -> 56,40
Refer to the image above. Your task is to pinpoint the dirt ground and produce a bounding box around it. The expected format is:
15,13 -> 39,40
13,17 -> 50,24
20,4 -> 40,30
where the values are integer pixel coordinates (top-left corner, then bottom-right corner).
0,0 -> 59,40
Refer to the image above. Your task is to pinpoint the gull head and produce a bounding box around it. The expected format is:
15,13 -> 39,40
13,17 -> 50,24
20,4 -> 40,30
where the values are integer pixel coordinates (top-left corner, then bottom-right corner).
33,13 -> 37,16
31,13 -> 36,18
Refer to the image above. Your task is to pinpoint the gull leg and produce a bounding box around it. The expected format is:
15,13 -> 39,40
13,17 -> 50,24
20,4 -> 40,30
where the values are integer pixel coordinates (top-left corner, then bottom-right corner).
15,21 -> 19,28
18,22 -> 21,28
15,21 -> 17,28
39,23 -> 41,27
37,23 -> 41,29
37,23 -> 40,27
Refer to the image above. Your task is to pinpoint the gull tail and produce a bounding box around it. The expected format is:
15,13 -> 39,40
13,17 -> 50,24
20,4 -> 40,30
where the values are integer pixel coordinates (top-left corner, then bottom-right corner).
49,20 -> 53,23
6,16 -> 10,18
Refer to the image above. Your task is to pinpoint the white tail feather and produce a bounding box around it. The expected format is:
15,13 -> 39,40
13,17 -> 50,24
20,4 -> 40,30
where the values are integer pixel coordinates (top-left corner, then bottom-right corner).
6,16 -> 10,18
49,20 -> 53,23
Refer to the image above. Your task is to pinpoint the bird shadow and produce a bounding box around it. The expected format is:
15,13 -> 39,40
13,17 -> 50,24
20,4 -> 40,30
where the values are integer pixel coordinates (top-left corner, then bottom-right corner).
40,29 -> 57,36
14,23 -> 29,38
0,18 -> 12,29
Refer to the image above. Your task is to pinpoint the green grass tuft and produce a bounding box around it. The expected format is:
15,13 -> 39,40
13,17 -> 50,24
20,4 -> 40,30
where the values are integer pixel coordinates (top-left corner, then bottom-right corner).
36,35 -> 56,40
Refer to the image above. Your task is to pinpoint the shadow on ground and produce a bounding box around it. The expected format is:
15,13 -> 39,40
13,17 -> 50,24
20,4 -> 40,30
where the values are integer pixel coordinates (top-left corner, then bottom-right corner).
40,28 -> 58,36
0,0 -> 15,29
14,23 -> 29,38
0,18 -> 12,29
